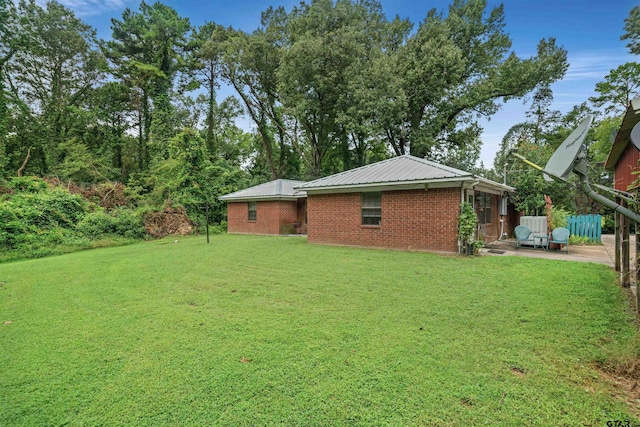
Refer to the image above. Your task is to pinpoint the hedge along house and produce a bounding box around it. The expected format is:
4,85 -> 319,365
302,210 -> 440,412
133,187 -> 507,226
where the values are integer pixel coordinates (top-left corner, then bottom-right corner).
219,179 -> 308,235
295,155 -> 515,253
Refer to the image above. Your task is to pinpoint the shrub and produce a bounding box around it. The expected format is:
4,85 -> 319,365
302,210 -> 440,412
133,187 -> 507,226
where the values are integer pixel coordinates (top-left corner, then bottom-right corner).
112,209 -> 145,239
568,235 -> 601,246
8,176 -> 48,193
549,207 -> 570,230
76,211 -> 118,237
76,209 -> 145,239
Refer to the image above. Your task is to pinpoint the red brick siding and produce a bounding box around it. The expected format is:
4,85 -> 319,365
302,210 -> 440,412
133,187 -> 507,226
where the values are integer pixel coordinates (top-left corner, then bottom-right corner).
226,200 -> 299,235
614,144 -> 640,191
307,188 -> 460,252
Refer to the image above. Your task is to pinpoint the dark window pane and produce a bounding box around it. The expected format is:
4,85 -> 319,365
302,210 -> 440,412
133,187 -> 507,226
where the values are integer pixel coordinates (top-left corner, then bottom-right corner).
361,192 -> 381,225
248,201 -> 257,221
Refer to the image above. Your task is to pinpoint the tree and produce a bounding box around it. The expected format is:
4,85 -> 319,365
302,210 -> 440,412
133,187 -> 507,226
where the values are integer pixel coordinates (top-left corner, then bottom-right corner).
90,81 -> 135,180
149,129 -> 247,226
221,7 -> 298,179
384,0 -> 568,160
191,21 -> 228,155
277,0 -> 390,177
8,0 -> 104,175
0,0 -> 20,176
104,1 -> 191,168
622,5 -> 640,55
589,62 -> 640,115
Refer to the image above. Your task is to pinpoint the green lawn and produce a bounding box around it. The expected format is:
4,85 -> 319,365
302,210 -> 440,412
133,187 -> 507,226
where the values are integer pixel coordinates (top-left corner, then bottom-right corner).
1,235 -> 639,426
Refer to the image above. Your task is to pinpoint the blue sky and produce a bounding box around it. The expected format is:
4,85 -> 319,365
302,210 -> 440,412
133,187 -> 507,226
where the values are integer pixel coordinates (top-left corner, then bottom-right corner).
53,0 -> 637,167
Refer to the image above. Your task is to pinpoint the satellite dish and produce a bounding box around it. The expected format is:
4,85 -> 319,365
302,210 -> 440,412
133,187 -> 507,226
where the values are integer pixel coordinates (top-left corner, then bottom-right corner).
631,121 -> 640,151
544,114 -> 593,182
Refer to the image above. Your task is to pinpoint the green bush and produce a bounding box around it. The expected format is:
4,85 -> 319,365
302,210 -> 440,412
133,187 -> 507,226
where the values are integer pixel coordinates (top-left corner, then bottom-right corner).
549,207 -> 570,230
76,211 -> 118,237
8,176 -> 48,193
76,209 -> 144,239
112,209 -> 145,239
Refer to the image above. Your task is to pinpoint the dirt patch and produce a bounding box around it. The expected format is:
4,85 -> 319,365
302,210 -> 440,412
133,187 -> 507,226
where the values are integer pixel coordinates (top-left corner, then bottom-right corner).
144,206 -> 193,238
510,366 -> 526,377
595,359 -> 640,419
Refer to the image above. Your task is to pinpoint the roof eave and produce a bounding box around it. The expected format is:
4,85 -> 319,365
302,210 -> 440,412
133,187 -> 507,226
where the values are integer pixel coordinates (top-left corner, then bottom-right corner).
475,177 -> 516,194
300,176 -> 474,193
218,194 -> 306,202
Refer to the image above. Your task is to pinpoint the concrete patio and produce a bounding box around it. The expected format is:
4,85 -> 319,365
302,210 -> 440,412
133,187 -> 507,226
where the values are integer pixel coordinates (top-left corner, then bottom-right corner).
480,234 -> 634,268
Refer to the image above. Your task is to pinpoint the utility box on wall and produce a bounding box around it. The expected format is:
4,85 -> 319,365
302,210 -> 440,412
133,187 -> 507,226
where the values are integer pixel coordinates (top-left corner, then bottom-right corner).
499,196 -> 508,216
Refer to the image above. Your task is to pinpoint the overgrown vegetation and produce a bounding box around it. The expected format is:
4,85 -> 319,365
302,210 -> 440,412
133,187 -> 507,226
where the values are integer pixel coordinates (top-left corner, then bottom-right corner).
1,236 -> 638,425
0,176 -> 145,262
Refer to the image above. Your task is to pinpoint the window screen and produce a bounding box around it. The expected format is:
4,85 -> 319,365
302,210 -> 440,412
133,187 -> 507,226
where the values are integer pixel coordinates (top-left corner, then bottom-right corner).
362,192 -> 381,225
248,201 -> 257,221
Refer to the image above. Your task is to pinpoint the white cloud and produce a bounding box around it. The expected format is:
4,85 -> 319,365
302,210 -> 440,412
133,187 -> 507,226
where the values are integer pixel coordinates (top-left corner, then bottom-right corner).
45,0 -> 133,16
564,49 -> 634,82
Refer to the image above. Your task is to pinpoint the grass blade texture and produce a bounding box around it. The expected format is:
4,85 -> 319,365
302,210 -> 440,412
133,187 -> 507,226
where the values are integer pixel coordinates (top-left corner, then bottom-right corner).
1,235 -> 638,426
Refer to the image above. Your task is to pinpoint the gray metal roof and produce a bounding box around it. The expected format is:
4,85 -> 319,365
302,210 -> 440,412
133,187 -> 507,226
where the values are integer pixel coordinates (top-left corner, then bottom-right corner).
219,179 -> 307,201
296,154 -> 513,193
296,155 -> 467,188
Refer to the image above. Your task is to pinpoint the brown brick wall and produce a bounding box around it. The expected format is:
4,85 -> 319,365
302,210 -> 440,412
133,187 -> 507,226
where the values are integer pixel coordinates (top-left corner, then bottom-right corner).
307,188 -> 460,252
227,200 -> 299,235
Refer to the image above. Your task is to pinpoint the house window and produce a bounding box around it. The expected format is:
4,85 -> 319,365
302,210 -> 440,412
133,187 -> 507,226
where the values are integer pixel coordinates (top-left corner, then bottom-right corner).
248,201 -> 257,221
474,192 -> 492,224
362,192 -> 381,226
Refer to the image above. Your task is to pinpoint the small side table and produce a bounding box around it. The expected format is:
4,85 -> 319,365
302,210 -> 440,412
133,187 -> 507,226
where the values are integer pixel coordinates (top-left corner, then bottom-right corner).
533,234 -> 549,250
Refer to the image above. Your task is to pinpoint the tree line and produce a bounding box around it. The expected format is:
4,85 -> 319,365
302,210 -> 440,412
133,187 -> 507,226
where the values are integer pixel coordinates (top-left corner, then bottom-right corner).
488,5 -> 640,218
0,0 -> 636,226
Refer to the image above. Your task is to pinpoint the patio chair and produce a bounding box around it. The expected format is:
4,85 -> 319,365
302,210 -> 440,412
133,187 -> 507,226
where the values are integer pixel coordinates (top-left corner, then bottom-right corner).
514,225 -> 534,249
549,227 -> 570,254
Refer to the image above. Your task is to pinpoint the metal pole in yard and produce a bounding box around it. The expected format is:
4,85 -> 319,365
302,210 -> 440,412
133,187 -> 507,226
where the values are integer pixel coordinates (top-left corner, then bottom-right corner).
622,200 -> 630,288
206,202 -> 210,244
636,222 -> 640,314
615,197 -> 621,273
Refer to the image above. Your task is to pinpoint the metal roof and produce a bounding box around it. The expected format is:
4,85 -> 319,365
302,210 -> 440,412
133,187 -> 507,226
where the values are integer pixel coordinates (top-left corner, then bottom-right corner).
296,154 -> 513,192
605,97 -> 640,170
219,179 -> 307,201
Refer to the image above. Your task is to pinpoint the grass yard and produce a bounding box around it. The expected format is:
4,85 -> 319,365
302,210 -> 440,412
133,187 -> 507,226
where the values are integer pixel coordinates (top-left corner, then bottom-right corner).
1,235 -> 639,426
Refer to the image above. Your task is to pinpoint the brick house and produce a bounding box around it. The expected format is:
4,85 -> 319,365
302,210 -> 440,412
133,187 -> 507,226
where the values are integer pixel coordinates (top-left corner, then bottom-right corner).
219,179 -> 307,235
295,155 -> 514,253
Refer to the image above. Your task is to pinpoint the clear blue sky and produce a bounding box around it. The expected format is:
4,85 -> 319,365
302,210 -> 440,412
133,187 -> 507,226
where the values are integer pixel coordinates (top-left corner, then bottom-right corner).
56,0 -> 637,167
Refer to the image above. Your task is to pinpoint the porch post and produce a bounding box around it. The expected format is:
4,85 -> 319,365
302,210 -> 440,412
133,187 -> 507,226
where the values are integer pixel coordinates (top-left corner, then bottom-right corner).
622,200 -> 630,288
636,223 -> 640,313
615,197 -> 621,273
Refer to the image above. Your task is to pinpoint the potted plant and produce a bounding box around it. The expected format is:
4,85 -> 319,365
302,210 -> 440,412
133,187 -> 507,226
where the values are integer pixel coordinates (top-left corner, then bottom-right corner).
458,202 -> 479,255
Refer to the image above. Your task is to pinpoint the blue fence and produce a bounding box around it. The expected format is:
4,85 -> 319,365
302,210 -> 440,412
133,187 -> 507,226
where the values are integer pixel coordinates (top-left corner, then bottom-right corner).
566,214 -> 602,242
